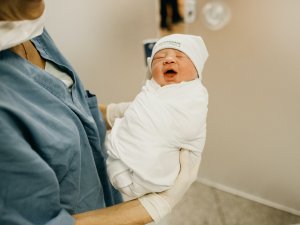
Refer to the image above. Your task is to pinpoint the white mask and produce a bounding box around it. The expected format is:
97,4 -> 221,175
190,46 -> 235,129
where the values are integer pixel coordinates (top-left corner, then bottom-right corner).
0,11 -> 45,51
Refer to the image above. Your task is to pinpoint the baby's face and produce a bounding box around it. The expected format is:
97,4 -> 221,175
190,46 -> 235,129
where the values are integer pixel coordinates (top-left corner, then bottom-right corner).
151,48 -> 197,86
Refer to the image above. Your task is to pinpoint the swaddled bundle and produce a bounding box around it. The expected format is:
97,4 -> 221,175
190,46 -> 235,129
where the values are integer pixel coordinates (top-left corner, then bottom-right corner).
105,78 -> 208,199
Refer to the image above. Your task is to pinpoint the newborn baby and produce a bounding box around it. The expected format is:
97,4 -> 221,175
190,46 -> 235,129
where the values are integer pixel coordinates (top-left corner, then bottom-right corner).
105,34 -> 209,199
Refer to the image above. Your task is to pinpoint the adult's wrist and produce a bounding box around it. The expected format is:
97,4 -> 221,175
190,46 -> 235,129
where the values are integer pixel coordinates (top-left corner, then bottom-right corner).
138,193 -> 171,223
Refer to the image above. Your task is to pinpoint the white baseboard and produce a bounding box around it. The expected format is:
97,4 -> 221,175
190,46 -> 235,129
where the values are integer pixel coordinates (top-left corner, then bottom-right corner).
196,177 -> 300,217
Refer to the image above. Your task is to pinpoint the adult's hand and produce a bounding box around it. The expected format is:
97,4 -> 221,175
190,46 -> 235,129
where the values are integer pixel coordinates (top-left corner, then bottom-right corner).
99,102 -> 131,129
139,149 -> 202,222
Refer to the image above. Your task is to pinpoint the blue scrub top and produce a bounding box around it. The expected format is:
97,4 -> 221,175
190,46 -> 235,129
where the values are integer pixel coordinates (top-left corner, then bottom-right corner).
0,30 -> 122,225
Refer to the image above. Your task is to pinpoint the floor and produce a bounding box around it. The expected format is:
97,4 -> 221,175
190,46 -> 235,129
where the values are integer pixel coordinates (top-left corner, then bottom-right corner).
150,182 -> 300,225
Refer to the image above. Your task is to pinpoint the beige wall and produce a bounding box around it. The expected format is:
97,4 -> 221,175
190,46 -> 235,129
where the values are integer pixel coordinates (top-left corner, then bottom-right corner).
194,0 -> 300,214
45,0 -> 157,103
45,0 -> 300,215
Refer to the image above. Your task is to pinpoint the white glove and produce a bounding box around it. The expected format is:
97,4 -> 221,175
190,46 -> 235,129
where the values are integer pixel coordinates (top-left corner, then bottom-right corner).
106,102 -> 131,127
139,149 -> 202,223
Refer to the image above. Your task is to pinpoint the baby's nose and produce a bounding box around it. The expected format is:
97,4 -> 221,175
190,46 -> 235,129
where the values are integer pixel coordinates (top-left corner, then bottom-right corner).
163,56 -> 175,64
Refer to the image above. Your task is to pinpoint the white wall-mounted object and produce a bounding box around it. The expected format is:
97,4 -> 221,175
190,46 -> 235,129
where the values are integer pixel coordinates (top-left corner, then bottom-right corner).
201,0 -> 231,30
184,0 -> 197,24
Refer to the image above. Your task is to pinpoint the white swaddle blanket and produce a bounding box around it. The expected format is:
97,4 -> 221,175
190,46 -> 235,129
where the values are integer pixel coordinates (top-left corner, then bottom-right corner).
105,79 -> 208,199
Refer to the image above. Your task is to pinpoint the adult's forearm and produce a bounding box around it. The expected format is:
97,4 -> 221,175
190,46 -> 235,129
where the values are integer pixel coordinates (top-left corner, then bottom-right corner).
74,199 -> 152,225
0,0 -> 45,20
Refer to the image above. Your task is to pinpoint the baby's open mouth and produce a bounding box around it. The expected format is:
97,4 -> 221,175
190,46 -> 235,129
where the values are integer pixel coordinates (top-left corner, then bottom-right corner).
164,69 -> 177,76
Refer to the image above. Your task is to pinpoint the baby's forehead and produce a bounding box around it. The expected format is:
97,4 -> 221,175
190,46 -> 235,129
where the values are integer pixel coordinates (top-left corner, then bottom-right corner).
154,48 -> 187,56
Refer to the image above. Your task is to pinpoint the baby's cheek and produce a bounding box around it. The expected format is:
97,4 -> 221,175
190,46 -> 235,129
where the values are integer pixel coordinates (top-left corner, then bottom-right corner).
151,68 -> 161,79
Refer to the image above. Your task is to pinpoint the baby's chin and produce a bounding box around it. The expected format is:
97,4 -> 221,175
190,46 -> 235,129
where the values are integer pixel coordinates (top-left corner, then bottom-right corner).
162,75 -> 179,85
163,80 -> 178,86
152,76 -> 180,86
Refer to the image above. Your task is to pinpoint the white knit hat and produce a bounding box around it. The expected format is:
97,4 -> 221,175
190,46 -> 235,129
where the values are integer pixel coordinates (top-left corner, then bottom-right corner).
147,34 -> 209,79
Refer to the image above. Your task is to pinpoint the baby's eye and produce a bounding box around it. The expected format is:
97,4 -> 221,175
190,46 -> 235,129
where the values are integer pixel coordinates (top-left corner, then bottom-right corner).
153,56 -> 164,61
176,54 -> 186,58
176,55 -> 184,58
